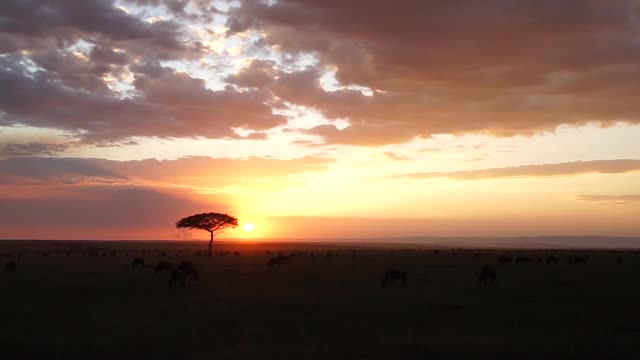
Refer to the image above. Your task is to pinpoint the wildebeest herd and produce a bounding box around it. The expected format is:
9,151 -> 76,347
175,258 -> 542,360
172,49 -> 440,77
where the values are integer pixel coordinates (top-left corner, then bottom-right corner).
1,240 -> 640,360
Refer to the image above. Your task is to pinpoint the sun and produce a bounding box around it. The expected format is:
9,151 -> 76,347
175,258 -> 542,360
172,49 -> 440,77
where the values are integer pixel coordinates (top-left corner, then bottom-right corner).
242,222 -> 255,232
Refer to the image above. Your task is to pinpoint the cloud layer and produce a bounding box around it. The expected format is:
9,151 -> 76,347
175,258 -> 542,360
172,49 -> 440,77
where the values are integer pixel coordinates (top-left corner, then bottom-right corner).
393,159 -> 640,180
0,0 -> 284,144
228,0 -> 640,145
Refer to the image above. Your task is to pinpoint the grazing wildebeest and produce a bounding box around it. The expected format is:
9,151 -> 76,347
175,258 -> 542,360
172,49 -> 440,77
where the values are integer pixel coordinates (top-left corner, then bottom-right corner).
516,256 -> 532,264
478,266 -> 496,284
4,261 -> 17,272
545,255 -> 559,264
380,268 -> 407,287
177,261 -> 198,280
572,255 -> 588,264
617,256 -> 624,265
536,257 -> 543,264
497,256 -> 512,264
131,257 -> 145,269
168,269 -> 187,287
267,255 -> 289,267
155,261 -> 173,273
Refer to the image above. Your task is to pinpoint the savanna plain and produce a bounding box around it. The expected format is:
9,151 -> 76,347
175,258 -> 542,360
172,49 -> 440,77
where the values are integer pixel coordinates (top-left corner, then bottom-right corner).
1,240 -> 639,360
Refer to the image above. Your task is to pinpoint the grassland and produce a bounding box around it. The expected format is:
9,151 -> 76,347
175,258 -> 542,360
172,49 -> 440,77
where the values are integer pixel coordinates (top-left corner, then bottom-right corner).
1,240 -> 639,359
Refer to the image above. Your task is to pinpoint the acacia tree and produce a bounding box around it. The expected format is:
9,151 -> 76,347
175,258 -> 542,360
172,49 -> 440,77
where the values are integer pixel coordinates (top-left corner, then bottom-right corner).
176,212 -> 238,259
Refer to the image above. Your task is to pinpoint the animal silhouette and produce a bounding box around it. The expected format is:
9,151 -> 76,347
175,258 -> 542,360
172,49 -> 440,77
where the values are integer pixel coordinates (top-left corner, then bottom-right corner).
545,255 -> 559,264
478,266 -> 496,284
4,261 -> 16,272
168,269 -> 187,287
569,255 -> 588,264
155,261 -> 173,273
267,255 -> 289,267
177,261 -> 198,280
380,268 -> 407,287
131,257 -> 145,269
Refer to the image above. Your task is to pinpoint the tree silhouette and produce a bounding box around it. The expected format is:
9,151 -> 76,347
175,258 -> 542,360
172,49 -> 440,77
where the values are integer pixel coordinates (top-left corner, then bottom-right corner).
176,212 -> 238,259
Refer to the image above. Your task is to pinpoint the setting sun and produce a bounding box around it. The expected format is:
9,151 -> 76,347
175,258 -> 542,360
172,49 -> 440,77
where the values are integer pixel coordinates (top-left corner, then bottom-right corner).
243,222 -> 255,232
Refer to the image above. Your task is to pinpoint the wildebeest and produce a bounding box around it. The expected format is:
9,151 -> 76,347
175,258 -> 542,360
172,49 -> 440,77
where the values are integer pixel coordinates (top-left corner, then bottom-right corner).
267,255 -> 289,267
380,268 -> 407,287
478,266 -> 496,284
545,255 -> 559,264
155,261 -> 173,273
168,270 -> 187,287
497,255 -> 512,264
177,261 -> 198,280
4,261 -> 16,272
131,257 -> 145,269
516,256 -> 532,264
570,255 -> 588,264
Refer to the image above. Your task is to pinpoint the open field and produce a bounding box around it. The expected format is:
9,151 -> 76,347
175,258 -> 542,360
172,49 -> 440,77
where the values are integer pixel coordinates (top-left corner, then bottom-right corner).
1,240 -> 640,359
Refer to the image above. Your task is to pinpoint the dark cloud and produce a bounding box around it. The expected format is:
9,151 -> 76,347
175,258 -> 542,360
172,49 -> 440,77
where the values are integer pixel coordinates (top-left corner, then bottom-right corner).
0,155 -> 335,187
0,157 -> 126,181
0,1 -> 289,143
229,0 -> 640,145
0,55 -> 286,142
0,142 -> 69,157
226,59 -> 277,89
393,159 -> 640,180
0,0 -> 201,58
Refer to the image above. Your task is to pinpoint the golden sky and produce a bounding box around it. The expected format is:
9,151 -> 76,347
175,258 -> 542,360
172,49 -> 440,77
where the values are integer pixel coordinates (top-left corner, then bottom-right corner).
0,0 -> 639,241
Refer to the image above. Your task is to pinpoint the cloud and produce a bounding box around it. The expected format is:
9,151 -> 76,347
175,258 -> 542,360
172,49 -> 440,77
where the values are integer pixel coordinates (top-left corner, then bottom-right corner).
0,0 -> 202,58
577,194 -> 640,203
418,148 -> 441,153
0,155 -> 335,188
383,152 -> 410,162
0,1 -> 288,144
393,159 -> 640,180
0,142 -> 69,157
0,157 -> 124,182
228,0 -> 640,145
0,55 -> 286,143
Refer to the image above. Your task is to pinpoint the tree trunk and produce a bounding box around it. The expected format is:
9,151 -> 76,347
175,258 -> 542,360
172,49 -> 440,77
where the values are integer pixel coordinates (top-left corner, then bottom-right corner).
208,232 -> 214,260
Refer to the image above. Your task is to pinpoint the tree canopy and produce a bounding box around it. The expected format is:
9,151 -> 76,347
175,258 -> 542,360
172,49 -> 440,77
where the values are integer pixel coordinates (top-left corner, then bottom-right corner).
176,212 -> 238,259
176,212 -> 238,235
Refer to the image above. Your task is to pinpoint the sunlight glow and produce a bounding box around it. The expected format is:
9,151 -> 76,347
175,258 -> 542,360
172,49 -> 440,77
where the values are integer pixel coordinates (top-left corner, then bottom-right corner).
243,222 -> 255,232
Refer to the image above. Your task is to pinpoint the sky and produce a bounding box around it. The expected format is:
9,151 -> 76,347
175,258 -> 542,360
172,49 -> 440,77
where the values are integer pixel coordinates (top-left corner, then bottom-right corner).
0,0 -> 639,241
